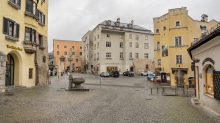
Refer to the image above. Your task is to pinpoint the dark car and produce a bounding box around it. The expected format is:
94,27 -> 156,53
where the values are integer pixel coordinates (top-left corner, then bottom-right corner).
127,71 -> 134,77
109,70 -> 119,77
123,71 -> 130,76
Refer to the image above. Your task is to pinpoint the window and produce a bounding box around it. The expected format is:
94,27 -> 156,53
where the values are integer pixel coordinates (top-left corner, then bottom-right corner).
72,46 -> 75,49
157,59 -> 161,65
206,66 -> 215,95
3,17 -> 20,38
97,42 -> 99,49
175,36 -> 182,46
64,45 -> 67,48
176,21 -> 180,26
120,53 -> 123,58
80,46 -> 82,49
76,58 -> 78,62
8,0 -> 21,9
107,33 -> 110,37
176,55 -> 182,64
64,51 -> 67,55
94,36 -> 96,41
68,58 -> 72,62
60,58 -> 65,62
26,0 -> 37,16
106,52 -> 111,58
94,44 -> 96,50
97,53 -> 99,59
25,27 -> 36,42
144,43 -> 149,49
157,41 -> 160,50
163,26 -> 166,31
135,53 -> 139,58
38,10 -> 45,25
156,29 -> 159,33
129,53 -> 132,58
146,64 -> 149,70
145,35 -> 148,40
98,35 -> 99,39
135,43 -> 139,48
94,54 -> 96,60
135,35 -> 139,40
144,53 -> 149,58
80,52 -> 82,56
129,42 -> 132,47
57,45 -> 60,48
120,42 -> 123,48
72,52 -> 75,55
57,51 -> 59,55
106,42 -> 111,47
39,34 -> 43,47
29,68 -> 33,79
129,34 -> 132,39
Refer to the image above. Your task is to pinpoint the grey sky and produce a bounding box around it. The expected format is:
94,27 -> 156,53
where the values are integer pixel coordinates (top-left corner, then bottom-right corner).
48,0 -> 220,52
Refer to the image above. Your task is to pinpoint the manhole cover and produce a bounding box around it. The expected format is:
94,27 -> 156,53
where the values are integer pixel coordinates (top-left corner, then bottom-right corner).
5,94 -> 14,96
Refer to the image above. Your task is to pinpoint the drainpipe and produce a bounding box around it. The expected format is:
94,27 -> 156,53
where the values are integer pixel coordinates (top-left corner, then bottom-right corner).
193,61 -> 196,97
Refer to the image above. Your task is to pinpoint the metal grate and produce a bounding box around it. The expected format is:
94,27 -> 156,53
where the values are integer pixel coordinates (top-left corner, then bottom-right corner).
213,71 -> 220,100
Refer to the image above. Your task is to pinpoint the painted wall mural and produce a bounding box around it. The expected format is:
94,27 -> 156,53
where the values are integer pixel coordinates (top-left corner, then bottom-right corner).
162,45 -> 168,57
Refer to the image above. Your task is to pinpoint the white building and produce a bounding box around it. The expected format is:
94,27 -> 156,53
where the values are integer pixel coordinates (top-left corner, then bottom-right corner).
82,18 -> 154,74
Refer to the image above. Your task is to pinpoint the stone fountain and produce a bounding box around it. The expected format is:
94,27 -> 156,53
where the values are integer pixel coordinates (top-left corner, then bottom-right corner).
65,48 -> 89,91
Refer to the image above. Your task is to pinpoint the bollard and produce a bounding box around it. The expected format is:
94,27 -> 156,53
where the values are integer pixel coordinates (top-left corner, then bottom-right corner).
151,88 -> 152,95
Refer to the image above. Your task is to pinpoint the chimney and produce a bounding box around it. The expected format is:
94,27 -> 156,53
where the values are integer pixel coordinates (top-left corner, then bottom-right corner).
117,18 -> 120,23
131,20 -> 134,27
201,14 -> 208,22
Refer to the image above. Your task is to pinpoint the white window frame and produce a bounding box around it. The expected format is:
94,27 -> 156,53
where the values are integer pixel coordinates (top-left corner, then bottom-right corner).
163,26 -> 166,31
135,53 -> 139,58
144,43 -> 149,49
76,58 -> 78,62
157,41 -> 160,50
174,36 -> 183,46
129,42 -> 132,47
120,42 -> 123,48
106,42 -> 111,47
144,53 -> 149,59
64,45 -> 67,48
97,42 -> 99,49
57,51 -> 59,55
97,52 -> 99,59
175,54 -> 183,64
106,52 -> 111,58
129,34 -> 132,39
145,35 -> 148,40
57,45 -> 59,48
107,33 -> 110,37
175,21 -> 181,26
120,52 -> 123,58
135,42 -> 139,48
156,29 -> 159,33
94,44 -> 96,50
64,51 -> 67,55
135,35 -> 139,40
72,46 -> 74,49
157,59 -> 161,65
129,52 -> 132,58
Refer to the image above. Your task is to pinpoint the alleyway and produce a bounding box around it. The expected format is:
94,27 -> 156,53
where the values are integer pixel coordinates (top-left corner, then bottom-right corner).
0,73 -> 219,123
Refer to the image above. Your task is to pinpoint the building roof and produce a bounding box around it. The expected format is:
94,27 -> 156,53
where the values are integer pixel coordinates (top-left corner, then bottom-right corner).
187,24 -> 220,59
98,20 -> 154,34
53,39 -> 82,42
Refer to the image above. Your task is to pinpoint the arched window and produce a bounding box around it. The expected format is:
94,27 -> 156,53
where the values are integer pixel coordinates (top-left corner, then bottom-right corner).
206,65 -> 215,95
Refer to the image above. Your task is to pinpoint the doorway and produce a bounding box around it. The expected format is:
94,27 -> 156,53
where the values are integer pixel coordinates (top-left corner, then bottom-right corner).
161,73 -> 167,83
130,66 -> 133,71
107,67 -> 117,72
5,54 -> 14,86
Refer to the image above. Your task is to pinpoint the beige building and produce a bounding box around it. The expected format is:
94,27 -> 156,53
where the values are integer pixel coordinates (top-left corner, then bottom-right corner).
0,0 -> 49,92
82,18 -> 155,75
188,23 -> 220,114
53,40 -> 82,72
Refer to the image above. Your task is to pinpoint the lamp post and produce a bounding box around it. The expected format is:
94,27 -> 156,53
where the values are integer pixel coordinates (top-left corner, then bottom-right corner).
68,48 -> 73,88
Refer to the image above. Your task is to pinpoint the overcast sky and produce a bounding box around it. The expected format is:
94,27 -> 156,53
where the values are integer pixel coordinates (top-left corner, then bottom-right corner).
48,0 -> 220,52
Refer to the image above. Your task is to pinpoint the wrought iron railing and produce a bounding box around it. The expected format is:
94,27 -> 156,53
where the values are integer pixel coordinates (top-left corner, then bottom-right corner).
191,23 -> 220,46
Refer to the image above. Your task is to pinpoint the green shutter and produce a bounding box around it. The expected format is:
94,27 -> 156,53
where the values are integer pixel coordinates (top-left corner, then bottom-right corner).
43,14 -> 45,24
16,24 -> 20,38
18,0 -> 21,7
3,17 -> 8,34
26,0 -> 32,12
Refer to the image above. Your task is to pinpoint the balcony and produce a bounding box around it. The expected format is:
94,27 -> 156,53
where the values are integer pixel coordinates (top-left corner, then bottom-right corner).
5,35 -> 19,42
25,11 -> 39,20
23,41 -> 38,54
8,0 -> 20,10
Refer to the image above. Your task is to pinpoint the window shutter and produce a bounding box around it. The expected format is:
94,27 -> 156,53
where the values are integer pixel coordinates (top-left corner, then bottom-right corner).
18,0 -> 21,7
37,9 -> 39,18
3,17 -> 8,34
43,14 -> 45,24
26,0 -> 32,12
16,24 -> 20,38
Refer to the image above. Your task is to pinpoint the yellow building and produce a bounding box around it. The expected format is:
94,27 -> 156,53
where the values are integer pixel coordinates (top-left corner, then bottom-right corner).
0,0 -> 49,91
153,7 -> 218,86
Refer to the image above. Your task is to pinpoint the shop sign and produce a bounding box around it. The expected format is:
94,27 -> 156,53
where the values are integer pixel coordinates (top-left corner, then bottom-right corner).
6,45 -> 22,51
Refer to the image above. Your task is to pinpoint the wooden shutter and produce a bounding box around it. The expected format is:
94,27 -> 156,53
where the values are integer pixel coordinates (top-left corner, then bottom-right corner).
18,0 -> 21,7
3,17 -> 8,34
213,70 -> 220,100
26,0 -> 32,12
43,14 -> 45,24
16,24 -> 20,38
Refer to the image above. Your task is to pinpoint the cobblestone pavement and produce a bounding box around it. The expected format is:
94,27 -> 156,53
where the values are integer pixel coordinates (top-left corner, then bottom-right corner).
0,73 -> 220,123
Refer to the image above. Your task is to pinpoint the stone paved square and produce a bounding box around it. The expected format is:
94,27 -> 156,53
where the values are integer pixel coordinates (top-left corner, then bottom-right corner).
0,73 -> 220,123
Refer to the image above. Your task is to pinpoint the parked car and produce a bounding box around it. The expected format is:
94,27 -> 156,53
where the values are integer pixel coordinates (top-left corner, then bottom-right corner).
127,71 -> 134,77
100,72 -> 110,77
141,71 -> 153,76
68,69 -> 74,72
123,71 -> 130,76
147,74 -> 155,80
109,70 -> 119,77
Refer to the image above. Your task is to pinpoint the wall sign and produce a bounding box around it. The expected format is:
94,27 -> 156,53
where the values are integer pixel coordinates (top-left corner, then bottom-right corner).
6,45 -> 22,51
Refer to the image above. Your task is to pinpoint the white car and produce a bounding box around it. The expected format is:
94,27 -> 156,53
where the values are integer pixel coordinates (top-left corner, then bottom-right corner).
100,72 -> 109,77
141,71 -> 152,76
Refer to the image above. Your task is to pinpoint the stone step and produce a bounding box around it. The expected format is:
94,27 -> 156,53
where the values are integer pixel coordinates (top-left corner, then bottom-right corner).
191,98 -> 201,105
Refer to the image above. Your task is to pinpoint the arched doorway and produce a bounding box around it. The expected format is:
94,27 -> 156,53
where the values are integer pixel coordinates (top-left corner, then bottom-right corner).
5,54 -> 14,86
